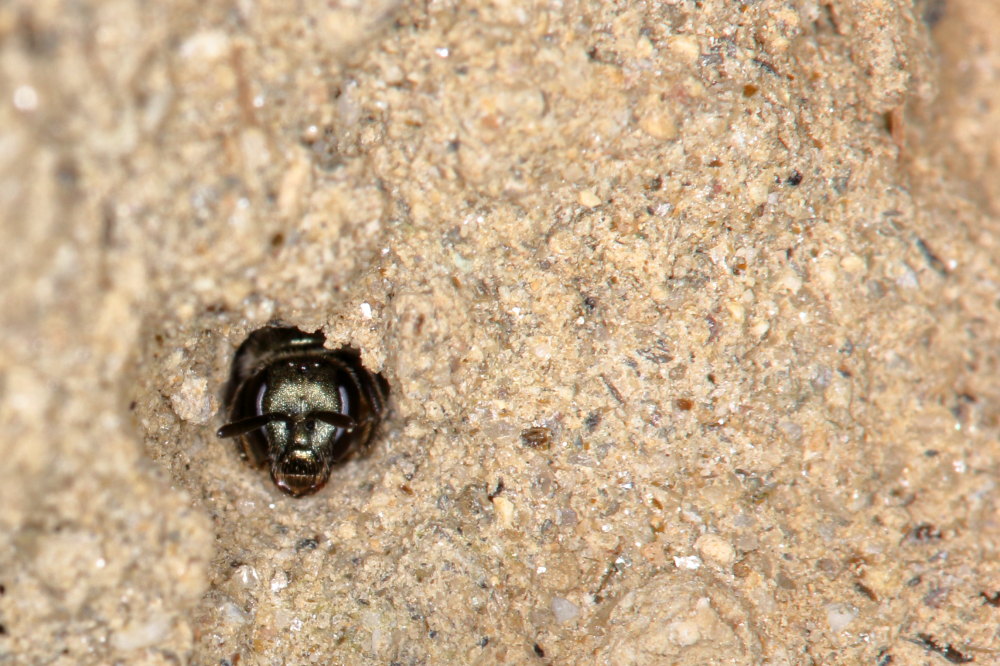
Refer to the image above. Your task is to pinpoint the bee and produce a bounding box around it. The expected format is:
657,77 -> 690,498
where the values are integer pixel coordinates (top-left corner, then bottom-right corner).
217,326 -> 389,496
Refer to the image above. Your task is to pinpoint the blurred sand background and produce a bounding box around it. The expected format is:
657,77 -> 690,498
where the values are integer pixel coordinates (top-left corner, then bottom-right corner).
3,0 -> 1000,663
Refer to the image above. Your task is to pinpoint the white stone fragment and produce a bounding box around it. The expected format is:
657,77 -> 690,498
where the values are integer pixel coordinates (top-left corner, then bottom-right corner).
673,555 -> 702,570
111,612 -> 172,651
551,597 -> 580,623
13,85 -> 39,111
826,603 -> 856,632
219,600 -> 250,627
270,570 -> 289,593
179,30 -> 230,60
170,376 -> 215,424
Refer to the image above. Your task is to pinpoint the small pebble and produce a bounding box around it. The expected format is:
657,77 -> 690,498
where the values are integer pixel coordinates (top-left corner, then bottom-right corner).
219,600 -> 250,627
491,496 -> 515,529
578,190 -> 601,208
826,603 -> 856,632
695,534 -> 736,567
233,564 -> 259,589
673,555 -> 702,571
110,613 -> 172,651
169,376 -> 215,424
551,597 -> 579,623
270,570 -> 289,593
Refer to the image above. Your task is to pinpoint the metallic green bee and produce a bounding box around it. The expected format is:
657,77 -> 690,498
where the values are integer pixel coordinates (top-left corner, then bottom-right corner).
217,326 -> 389,496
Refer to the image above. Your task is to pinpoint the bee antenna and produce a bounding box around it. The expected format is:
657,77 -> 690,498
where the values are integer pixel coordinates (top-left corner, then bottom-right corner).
310,411 -> 357,430
217,413 -> 293,439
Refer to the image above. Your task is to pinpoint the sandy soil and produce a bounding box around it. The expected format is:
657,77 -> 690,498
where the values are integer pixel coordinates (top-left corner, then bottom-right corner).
2,0 -> 1000,664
